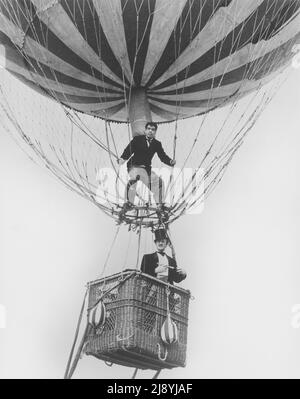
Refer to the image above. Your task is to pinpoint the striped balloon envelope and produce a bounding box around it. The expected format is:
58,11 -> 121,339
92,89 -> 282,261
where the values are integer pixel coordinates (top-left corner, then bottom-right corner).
0,0 -> 300,124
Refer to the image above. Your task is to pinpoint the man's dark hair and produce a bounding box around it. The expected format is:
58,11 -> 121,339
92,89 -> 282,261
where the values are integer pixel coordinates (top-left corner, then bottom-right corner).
145,122 -> 158,130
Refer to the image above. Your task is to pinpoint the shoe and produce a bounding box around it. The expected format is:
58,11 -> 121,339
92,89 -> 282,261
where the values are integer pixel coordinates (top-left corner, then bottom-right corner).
123,201 -> 133,211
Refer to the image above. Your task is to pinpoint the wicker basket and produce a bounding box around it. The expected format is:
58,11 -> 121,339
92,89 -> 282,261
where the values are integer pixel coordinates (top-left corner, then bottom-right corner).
84,270 -> 191,370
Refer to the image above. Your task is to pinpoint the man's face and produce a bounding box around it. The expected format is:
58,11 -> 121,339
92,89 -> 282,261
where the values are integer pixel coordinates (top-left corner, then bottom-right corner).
155,239 -> 168,252
145,125 -> 157,140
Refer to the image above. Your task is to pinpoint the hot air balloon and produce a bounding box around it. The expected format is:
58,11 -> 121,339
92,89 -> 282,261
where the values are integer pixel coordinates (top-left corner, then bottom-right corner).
0,0 -> 299,379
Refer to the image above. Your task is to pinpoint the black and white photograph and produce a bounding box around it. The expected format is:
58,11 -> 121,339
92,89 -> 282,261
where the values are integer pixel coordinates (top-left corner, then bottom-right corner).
0,0 -> 300,381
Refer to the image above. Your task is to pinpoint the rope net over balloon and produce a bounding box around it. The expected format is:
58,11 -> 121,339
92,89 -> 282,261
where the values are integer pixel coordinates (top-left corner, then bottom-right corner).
0,0 -> 299,230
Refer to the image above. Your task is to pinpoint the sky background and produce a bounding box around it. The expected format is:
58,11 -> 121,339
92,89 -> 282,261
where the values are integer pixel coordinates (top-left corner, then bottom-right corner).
0,64 -> 300,379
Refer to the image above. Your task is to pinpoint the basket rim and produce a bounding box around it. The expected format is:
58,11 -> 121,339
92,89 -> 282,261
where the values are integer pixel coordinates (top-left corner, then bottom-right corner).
87,269 -> 191,296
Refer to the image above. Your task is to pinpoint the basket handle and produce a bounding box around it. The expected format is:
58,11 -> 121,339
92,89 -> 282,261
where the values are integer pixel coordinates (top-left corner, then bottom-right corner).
105,361 -> 113,367
157,343 -> 168,362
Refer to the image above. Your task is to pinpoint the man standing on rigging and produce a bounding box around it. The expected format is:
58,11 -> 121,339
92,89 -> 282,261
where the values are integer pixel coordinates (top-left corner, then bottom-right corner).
117,122 -> 176,206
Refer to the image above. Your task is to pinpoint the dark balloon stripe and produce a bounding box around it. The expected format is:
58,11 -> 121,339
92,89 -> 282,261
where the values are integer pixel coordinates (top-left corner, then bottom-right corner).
7,70 -> 124,106
12,8 -> 125,90
149,32 -> 300,96
148,95 -> 231,108
60,0 -> 129,85
150,102 -> 181,120
149,0 -> 300,90
146,0 -> 234,87
0,0 -> 36,33
245,33 -> 300,79
90,102 -> 126,118
252,0 -> 300,42
0,29 -> 19,48
44,91 -> 124,105
151,99 -> 236,122
23,56 -> 123,94
121,0 -> 156,85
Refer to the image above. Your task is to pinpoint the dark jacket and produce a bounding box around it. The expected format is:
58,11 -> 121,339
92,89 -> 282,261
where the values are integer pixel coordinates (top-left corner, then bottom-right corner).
140,252 -> 186,285
120,135 -> 172,175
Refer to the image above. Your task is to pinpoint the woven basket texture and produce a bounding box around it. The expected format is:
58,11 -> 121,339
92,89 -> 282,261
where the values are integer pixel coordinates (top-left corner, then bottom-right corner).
85,270 -> 190,370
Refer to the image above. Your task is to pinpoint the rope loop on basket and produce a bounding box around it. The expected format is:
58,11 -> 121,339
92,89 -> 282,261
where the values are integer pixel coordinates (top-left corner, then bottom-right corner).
87,272 -> 135,312
116,332 -> 134,342
157,343 -> 168,362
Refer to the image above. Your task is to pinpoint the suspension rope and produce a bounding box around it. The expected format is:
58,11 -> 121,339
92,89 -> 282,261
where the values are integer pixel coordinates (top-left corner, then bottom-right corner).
132,368 -> 139,379
123,229 -> 133,271
99,226 -> 121,278
166,227 -> 177,261
152,369 -> 162,379
135,220 -> 143,270
64,286 -> 89,380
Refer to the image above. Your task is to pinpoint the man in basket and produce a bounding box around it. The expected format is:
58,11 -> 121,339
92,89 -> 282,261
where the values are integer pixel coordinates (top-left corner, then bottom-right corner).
140,229 -> 187,284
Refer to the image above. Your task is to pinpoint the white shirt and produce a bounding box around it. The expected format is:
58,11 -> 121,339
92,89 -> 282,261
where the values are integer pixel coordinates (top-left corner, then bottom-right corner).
146,138 -> 153,147
156,252 -> 169,281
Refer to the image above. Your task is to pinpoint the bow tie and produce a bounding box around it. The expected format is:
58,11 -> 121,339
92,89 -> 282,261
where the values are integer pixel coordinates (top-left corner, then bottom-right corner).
157,251 -> 165,256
